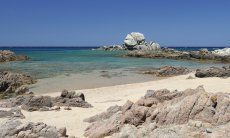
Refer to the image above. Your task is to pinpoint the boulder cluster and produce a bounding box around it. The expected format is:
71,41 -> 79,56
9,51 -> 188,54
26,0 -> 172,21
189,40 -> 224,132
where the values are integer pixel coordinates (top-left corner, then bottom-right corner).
97,32 -> 160,51
0,50 -> 29,63
141,66 -> 190,77
195,66 -> 230,78
124,32 -> 160,50
0,89 -> 92,112
0,71 -> 35,99
84,86 -> 230,138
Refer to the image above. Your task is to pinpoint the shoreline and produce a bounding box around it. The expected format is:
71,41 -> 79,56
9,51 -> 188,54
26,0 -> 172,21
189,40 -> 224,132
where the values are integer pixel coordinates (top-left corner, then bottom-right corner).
5,72 -> 229,137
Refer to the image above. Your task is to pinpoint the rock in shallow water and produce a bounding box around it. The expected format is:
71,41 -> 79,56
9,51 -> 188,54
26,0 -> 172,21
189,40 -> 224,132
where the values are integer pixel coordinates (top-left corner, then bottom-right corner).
141,66 -> 190,77
0,50 -> 29,63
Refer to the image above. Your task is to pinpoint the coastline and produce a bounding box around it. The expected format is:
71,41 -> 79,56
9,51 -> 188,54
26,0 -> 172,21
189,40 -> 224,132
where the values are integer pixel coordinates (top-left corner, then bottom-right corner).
2,72 -> 229,137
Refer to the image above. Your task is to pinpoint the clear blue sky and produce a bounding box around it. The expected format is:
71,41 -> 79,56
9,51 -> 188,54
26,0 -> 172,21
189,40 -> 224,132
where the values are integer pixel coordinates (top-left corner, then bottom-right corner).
0,0 -> 229,47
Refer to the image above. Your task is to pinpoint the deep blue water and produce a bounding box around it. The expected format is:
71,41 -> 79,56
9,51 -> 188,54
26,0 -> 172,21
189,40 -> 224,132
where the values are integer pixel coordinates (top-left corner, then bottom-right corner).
0,46 -> 226,79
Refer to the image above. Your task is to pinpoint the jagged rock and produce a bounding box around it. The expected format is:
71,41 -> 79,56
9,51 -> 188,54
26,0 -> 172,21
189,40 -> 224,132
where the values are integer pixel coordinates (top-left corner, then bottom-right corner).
195,66 -> 230,78
53,89 -> 92,108
84,86 -> 230,137
0,71 -> 35,99
0,120 -> 68,138
0,89 -> 92,111
0,50 -> 29,63
141,66 -> 190,77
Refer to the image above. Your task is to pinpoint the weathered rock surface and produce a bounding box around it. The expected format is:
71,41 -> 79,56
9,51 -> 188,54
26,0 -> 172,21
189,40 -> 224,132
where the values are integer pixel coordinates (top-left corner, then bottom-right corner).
0,71 -> 35,99
0,50 -> 29,63
0,107 -> 25,119
126,48 -> 230,63
84,86 -> 230,138
0,89 -> 92,111
141,66 -> 190,77
52,89 -> 92,108
195,66 -> 230,78
0,120 -> 68,138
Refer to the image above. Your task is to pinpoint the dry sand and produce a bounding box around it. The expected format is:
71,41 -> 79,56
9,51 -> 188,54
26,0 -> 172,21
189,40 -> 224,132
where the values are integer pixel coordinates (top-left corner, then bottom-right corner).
1,73 -> 230,137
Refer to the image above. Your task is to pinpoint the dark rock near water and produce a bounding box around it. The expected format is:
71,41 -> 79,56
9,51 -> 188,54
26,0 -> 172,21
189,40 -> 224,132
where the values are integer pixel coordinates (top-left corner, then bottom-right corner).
141,66 -> 190,77
84,86 -> 230,138
195,66 -> 230,78
0,50 -> 29,63
0,120 -> 68,138
126,48 -> 230,63
0,71 -> 35,99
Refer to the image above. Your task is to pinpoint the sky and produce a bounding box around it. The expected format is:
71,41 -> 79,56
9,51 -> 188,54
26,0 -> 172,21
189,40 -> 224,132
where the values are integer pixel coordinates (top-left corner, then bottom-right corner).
0,0 -> 229,47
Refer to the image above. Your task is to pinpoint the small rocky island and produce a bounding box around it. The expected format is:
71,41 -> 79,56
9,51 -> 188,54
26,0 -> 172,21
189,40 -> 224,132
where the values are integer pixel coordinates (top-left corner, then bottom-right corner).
97,32 -> 230,63
96,32 -> 160,51
0,50 -> 29,63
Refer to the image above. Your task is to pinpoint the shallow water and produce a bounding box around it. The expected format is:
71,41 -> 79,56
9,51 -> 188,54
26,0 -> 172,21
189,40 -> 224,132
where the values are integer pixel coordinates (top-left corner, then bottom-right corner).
0,47 -> 227,92
0,47 -> 225,79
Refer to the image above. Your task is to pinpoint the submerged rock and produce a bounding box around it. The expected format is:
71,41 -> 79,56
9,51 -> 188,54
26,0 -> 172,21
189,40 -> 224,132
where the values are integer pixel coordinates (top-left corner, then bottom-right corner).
84,86 -> 230,138
141,66 -> 190,77
0,50 -> 29,63
195,66 -> 230,78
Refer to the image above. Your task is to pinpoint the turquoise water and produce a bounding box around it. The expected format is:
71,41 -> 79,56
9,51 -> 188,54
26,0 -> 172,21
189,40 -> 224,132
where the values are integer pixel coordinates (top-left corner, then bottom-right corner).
0,47 -> 225,79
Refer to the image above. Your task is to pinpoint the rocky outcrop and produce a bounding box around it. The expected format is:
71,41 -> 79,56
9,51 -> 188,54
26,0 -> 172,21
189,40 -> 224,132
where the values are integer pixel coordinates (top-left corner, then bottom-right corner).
126,48 -> 230,63
96,32 -> 160,51
0,120 -> 69,138
195,66 -> 230,78
0,50 -> 29,63
0,89 -> 92,111
84,86 -> 230,138
0,71 -> 35,99
141,66 -> 190,77
212,48 -> 230,56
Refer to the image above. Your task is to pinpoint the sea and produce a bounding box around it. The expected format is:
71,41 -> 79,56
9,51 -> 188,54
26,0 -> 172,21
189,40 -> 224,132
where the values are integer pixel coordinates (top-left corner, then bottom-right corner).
0,46 -> 226,79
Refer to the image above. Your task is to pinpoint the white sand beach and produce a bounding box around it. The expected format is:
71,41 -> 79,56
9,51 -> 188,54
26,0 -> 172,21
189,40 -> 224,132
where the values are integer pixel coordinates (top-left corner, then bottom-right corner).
2,73 -> 227,137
